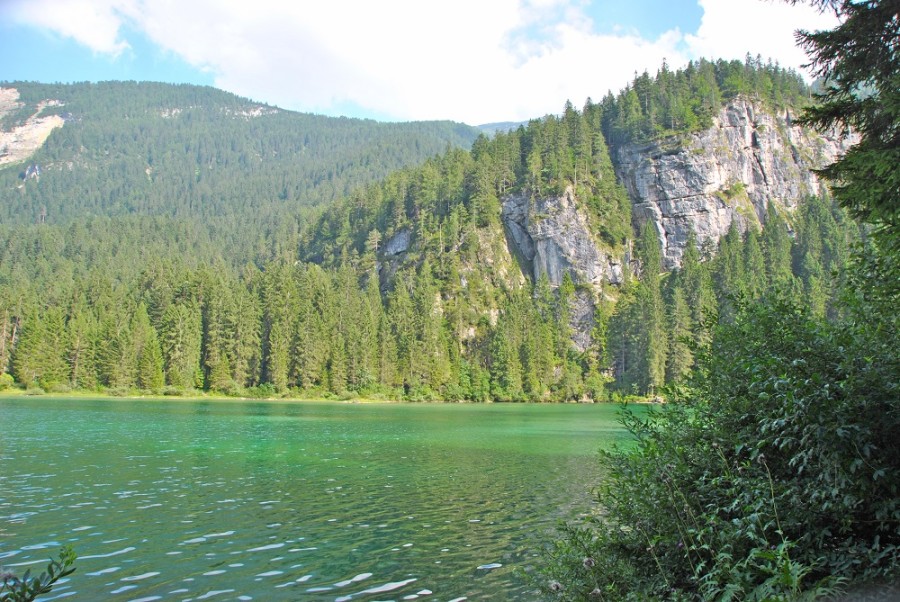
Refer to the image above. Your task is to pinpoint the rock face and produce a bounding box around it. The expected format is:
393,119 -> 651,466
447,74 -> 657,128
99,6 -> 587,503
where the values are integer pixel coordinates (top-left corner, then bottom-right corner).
0,88 -> 65,168
501,186 -> 625,352
615,98 -> 854,268
384,229 -> 411,256
501,186 -> 624,289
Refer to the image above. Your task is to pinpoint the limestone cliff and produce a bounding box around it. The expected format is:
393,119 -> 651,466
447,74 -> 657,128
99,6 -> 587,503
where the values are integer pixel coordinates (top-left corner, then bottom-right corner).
491,97 -> 852,348
615,97 -> 854,268
501,186 -> 626,350
501,186 -> 625,289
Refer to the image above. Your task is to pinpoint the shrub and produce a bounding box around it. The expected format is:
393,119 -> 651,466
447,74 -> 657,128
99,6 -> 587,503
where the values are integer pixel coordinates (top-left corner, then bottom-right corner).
540,295 -> 899,600
246,383 -> 277,399
0,373 -> 14,390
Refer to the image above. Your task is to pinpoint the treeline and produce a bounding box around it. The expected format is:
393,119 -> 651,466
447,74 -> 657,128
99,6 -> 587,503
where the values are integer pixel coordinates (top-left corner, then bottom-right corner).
0,192 -> 855,400
598,56 -> 811,146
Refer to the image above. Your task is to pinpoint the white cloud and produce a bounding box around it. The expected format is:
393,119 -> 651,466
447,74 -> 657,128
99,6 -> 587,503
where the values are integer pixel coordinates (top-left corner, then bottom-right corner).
684,0 -> 838,74
3,0 -> 842,124
4,0 -> 133,56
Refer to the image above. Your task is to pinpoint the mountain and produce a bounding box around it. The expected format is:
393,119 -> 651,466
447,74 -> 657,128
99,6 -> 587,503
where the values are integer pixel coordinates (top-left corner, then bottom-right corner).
296,58 -> 857,395
617,97 -> 854,269
0,59 -> 860,400
476,121 -> 527,136
0,81 -> 481,265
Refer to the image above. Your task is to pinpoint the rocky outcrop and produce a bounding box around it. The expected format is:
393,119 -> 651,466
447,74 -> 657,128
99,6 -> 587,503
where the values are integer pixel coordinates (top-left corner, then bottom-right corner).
384,228 -> 411,256
501,186 -> 624,290
615,98 -> 854,268
501,186 -> 626,352
0,88 -> 65,169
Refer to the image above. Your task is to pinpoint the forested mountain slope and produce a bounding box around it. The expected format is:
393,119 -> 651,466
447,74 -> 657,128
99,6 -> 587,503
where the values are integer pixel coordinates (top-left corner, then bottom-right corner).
0,60 -> 860,400
0,81 -> 481,266
0,81 -> 480,222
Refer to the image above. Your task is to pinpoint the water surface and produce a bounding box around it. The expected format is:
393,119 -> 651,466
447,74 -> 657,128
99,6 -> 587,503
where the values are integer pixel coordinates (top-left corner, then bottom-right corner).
0,398 -> 635,600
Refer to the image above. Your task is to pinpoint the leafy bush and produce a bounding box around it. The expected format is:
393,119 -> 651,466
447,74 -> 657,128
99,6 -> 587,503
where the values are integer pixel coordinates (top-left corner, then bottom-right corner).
246,383 -> 277,399
540,294 -> 899,600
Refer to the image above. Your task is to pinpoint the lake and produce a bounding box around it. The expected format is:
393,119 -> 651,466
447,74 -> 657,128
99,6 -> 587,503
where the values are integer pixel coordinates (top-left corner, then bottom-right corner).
0,398 -> 635,601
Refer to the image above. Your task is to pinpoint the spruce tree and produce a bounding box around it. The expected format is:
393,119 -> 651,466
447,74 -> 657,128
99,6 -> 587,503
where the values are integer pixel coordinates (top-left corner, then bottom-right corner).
137,327 -> 165,390
762,203 -> 795,291
792,0 -> 900,242
12,308 -> 68,388
637,222 -> 668,393
160,301 -> 203,390
665,286 -> 693,383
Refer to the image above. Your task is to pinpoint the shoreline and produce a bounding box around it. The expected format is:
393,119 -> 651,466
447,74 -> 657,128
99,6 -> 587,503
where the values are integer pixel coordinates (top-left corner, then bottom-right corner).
0,388 -> 654,405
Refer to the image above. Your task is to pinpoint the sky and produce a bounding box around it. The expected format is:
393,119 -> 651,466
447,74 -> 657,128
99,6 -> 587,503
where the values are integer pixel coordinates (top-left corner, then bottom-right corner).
0,0 -> 838,125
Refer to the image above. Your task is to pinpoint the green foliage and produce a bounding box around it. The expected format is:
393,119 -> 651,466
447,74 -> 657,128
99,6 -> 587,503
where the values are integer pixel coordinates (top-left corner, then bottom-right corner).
0,82 -> 480,277
792,0 -> 900,245
0,546 -> 76,602
0,81 -> 480,226
0,373 -> 13,390
609,223 -> 667,395
540,294 -> 898,599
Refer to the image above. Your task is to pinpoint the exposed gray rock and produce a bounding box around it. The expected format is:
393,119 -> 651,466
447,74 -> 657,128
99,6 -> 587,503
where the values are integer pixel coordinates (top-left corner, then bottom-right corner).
384,228 -> 411,256
616,97 -> 855,268
501,186 -> 626,352
0,88 -> 65,168
570,289 -> 596,352
501,186 -> 623,290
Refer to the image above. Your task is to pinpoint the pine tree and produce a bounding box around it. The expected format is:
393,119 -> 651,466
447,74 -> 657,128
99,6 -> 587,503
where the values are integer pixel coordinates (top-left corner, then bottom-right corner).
792,0 -> 900,240
66,302 -> 98,389
227,284 -> 261,387
489,318 -> 523,402
637,222 -> 668,393
96,307 -> 136,389
712,223 -> 747,320
743,228 -> 767,299
676,232 -> 718,348
260,263 -> 297,392
292,265 -> 330,389
387,274 -> 416,391
762,203 -> 795,292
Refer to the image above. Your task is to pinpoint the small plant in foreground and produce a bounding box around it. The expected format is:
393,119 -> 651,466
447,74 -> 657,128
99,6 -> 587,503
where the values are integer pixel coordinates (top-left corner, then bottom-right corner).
0,546 -> 77,602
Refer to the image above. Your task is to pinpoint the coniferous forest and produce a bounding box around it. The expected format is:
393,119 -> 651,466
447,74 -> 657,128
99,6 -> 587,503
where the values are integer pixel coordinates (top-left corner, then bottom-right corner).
0,60 -> 859,401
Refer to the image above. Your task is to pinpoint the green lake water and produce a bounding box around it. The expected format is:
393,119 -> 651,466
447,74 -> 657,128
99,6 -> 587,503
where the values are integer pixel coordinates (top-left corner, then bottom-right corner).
0,398 -> 636,601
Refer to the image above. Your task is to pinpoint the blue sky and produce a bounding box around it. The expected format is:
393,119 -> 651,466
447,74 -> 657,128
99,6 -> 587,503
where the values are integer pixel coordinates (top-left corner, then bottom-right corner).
0,0 -> 836,124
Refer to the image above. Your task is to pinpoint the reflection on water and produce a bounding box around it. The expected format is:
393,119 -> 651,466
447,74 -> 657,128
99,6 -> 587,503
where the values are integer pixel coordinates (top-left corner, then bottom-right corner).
0,398 -> 634,600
